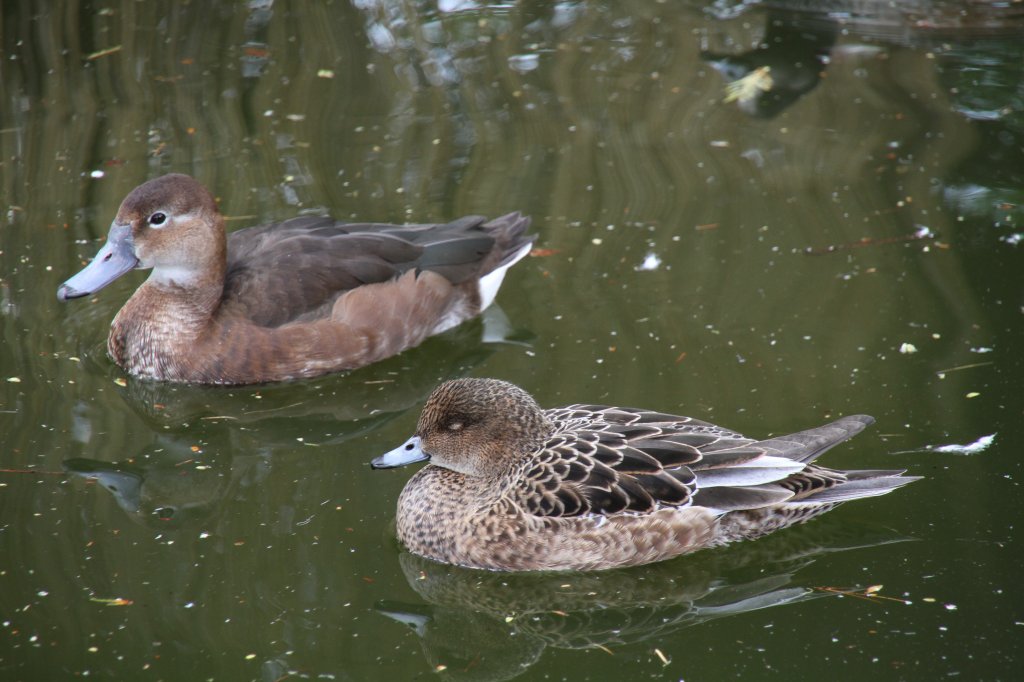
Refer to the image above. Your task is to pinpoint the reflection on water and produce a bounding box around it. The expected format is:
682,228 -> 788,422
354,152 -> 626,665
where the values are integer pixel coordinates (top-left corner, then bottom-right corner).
2,0 -> 1023,680
382,523 -> 910,681
64,438 -> 264,530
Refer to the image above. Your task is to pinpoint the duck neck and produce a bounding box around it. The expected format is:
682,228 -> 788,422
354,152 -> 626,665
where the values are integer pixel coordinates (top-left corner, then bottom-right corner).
140,232 -> 227,323
112,231 -> 228,356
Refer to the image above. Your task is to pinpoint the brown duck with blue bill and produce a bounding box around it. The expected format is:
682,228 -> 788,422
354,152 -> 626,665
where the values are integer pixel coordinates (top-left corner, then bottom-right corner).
57,174 -> 533,385
372,378 -> 920,572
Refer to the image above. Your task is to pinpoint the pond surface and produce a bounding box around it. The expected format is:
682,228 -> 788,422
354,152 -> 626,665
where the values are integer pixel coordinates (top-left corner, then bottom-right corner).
2,1 -> 1023,680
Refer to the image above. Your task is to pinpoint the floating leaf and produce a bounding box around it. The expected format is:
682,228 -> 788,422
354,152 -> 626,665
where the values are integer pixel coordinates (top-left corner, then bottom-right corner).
724,66 -> 773,104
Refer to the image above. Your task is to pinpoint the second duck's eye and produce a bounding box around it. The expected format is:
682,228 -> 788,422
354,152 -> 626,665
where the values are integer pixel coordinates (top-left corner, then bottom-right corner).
446,421 -> 464,432
148,212 -> 167,227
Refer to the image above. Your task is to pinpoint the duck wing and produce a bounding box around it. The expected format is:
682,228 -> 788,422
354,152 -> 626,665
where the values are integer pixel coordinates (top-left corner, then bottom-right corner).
516,409 -> 908,519
514,405 -> 722,517
222,214 -> 531,327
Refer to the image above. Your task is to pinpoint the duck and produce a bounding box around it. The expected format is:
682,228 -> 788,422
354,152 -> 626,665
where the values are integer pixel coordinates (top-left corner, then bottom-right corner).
57,174 -> 534,384
371,378 -> 919,572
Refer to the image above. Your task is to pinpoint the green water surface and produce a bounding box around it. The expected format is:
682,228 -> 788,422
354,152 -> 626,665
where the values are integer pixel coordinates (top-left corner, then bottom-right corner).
1,2 -> 1022,680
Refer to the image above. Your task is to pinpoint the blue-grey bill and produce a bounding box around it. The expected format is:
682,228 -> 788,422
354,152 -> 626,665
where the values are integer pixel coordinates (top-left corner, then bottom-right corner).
371,436 -> 428,469
57,224 -> 138,300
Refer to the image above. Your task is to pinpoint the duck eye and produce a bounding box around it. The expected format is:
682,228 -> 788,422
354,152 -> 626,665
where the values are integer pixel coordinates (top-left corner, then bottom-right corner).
148,212 -> 167,227
446,421 -> 464,432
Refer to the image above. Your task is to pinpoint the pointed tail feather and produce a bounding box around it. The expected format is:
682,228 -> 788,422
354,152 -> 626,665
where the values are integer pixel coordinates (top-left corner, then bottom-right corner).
755,415 -> 875,464
792,471 -> 921,505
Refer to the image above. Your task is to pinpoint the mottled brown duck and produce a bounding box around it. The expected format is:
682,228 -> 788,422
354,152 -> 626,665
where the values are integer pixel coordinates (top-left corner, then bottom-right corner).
372,378 -> 919,571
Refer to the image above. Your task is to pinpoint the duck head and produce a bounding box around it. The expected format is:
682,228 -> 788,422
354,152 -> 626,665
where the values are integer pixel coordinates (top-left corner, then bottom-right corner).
58,174 -> 226,300
372,378 -> 554,477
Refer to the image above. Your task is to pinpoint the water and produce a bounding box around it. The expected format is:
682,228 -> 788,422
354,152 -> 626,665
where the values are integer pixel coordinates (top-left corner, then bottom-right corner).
2,1 -> 1022,679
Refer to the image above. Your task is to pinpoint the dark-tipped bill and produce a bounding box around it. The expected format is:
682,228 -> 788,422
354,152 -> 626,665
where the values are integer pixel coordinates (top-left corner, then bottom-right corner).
57,224 -> 139,301
371,436 -> 428,469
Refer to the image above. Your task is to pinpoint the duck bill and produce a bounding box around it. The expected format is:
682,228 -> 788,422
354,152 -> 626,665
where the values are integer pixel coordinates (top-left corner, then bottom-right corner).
371,436 -> 428,469
57,224 -> 139,301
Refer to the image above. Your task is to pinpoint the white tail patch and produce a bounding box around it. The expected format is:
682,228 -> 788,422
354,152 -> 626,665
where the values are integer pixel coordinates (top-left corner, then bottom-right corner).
477,242 -> 532,311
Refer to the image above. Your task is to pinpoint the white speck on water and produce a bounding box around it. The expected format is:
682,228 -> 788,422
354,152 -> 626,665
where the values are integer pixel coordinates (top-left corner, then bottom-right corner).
508,54 -> 540,72
636,252 -> 661,271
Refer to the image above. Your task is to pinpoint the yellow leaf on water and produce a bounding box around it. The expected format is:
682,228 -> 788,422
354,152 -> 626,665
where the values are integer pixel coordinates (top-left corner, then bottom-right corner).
724,66 -> 773,104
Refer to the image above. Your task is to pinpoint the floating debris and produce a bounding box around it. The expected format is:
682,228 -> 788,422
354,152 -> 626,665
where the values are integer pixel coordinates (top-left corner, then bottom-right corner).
815,584 -> 911,605
89,597 -> 133,606
933,434 -> 994,454
935,361 -> 993,378
635,252 -> 661,271
805,229 -> 935,255
86,45 -> 122,60
899,343 -> 918,354
892,433 -> 995,455
724,66 -> 773,104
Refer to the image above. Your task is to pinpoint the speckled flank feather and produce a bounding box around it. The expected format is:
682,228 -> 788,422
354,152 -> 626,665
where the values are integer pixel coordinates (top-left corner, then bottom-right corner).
378,378 -> 920,572
60,174 -> 534,384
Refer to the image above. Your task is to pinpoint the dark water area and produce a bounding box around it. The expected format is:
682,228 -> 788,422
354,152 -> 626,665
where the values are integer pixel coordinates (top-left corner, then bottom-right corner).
1,1 -> 1022,680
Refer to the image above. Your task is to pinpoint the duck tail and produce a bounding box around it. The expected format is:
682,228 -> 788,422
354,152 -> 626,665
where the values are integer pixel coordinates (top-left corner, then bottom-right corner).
789,469 -> 922,505
477,213 -> 535,310
753,415 -> 875,464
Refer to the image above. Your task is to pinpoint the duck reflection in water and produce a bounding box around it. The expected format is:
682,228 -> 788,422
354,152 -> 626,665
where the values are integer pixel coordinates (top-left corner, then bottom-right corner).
378,523 -> 910,682
63,436 -> 263,529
